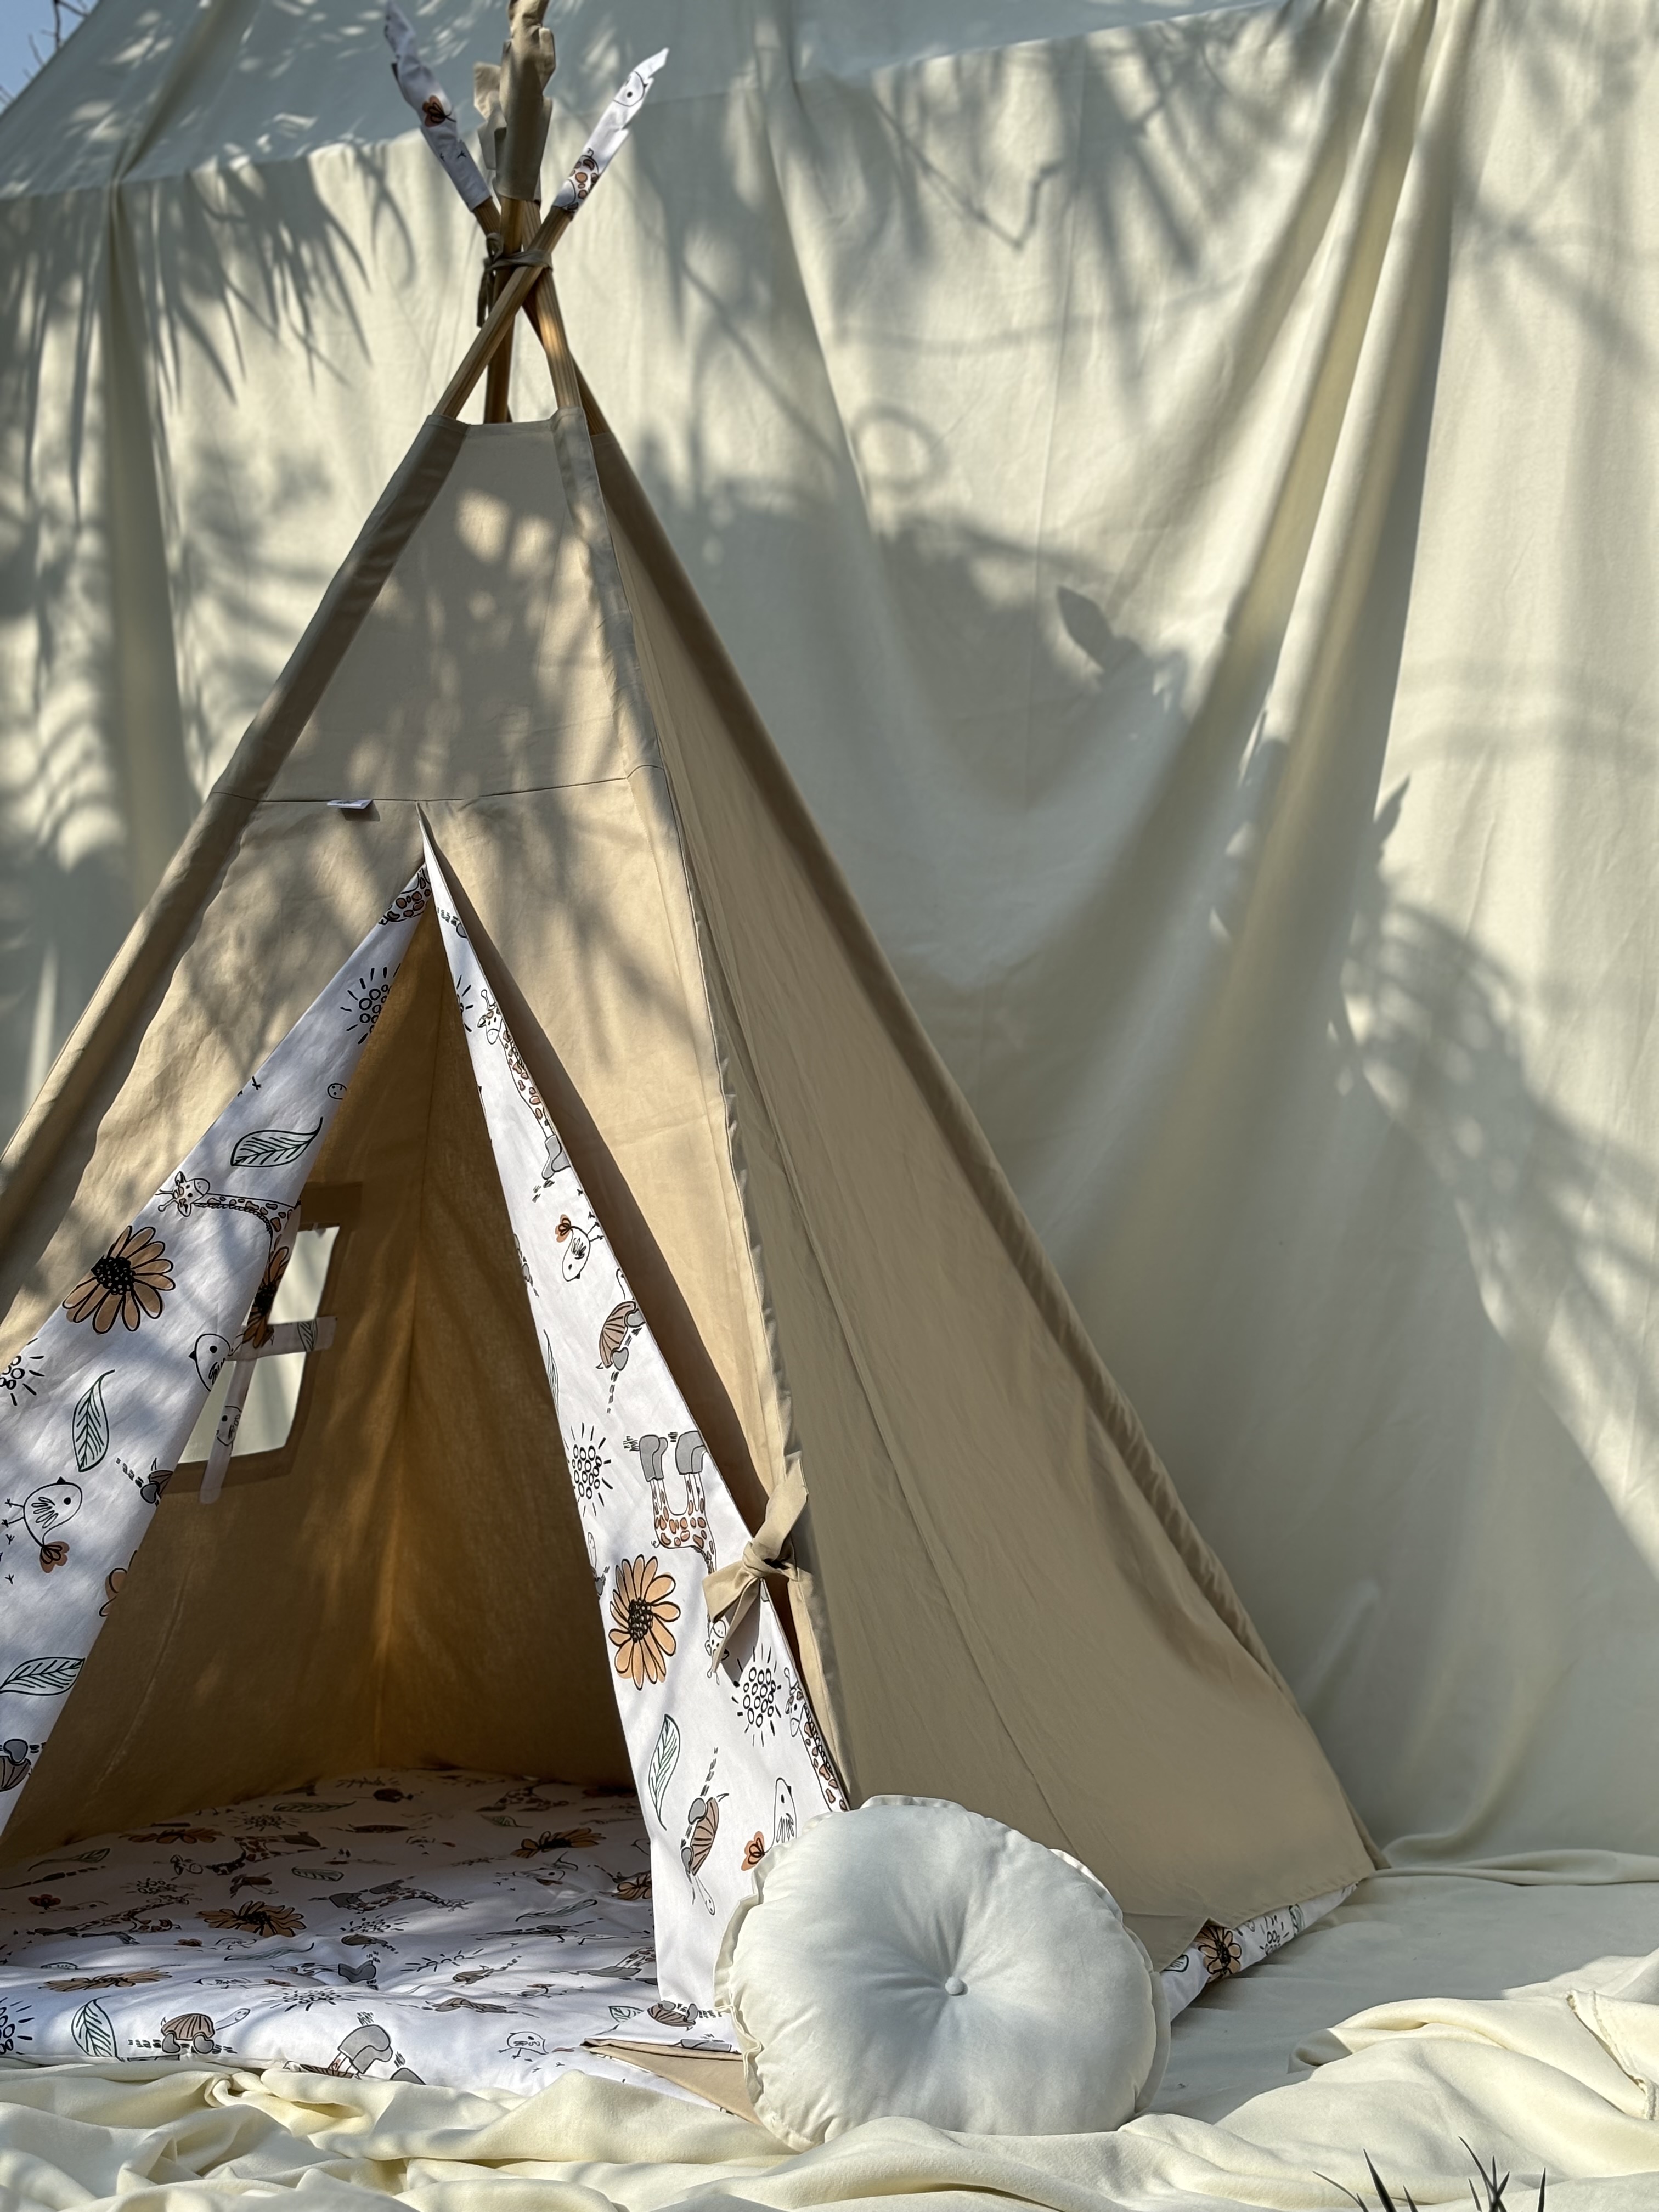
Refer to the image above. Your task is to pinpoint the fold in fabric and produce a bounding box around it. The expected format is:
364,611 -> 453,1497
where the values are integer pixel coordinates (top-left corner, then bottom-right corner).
0,1948 -> 1656,2208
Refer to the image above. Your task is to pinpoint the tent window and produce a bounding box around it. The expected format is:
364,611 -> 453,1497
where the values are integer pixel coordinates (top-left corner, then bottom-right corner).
179,1223 -> 338,1468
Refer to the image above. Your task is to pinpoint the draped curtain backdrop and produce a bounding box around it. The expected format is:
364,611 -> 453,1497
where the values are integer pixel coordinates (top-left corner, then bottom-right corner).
4,0 -> 1658,1870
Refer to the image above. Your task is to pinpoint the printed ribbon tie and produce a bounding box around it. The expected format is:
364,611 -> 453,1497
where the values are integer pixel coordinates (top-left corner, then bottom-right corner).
702,1464 -> 808,1669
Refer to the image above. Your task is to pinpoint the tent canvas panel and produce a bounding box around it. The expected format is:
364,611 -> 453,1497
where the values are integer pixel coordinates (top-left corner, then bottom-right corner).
588,417 -> 1307,1695
600,436 -> 1372,1942
698,938 -> 1073,1850
262,425 -> 629,809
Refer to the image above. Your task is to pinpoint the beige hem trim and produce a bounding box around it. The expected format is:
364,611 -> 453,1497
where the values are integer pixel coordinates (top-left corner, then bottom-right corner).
586,2039 -> 758,2123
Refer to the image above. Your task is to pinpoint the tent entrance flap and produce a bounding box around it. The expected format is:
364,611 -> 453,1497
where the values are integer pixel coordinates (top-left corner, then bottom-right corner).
0,854 -> 844,2005
0,904 -> 636,1867
417,824 -> 845,2005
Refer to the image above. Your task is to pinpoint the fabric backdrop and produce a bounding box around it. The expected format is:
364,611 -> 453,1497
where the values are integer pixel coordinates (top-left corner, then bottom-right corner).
4,0 -> 1659,1877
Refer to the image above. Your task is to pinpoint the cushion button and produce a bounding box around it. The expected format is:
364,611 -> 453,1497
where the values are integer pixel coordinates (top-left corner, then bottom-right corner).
944,1976 -> 967,1997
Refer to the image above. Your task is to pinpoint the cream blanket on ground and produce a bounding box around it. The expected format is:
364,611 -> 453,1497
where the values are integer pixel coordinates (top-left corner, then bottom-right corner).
2,1953 -> 1658,2210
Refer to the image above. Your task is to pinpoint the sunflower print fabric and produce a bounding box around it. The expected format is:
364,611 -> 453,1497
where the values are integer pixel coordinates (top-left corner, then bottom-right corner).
63,1227 -> 177,1335
422,830 -> 845,2011
0,874 -> 432,1841
241,1244 -> 291,1349
609,1558 -> 680,1688
0,1768 -> 726,2094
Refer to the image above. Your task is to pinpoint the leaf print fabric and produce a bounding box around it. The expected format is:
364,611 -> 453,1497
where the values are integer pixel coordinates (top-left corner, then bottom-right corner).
70,1375 -> 112,1472
0,1768 -> 724,2095
70,1999 -> 118,2059
0,871 -> 432,1843
229,1121 -> 323,1170
0,1660 -> 82,1697
646,1718 -> 680,1822
421,829 -> 845,2007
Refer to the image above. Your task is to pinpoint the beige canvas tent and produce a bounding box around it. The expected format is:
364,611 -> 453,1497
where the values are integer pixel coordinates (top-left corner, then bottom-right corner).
0,155 -> 1372,2084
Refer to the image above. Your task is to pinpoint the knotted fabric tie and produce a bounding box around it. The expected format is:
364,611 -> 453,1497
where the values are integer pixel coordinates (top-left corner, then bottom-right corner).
477,240 -> 552,326
703,1464 -> 808,1669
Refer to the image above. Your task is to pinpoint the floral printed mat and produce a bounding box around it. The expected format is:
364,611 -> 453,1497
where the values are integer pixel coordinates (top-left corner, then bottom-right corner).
0,1769 -> 732,2092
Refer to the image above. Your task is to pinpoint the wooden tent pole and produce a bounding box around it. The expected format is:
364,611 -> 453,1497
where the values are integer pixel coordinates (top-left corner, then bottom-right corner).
572,366 -> 609,435
479,0 -> 556,420
522,264 -> 582,414
437,200 -> 573,420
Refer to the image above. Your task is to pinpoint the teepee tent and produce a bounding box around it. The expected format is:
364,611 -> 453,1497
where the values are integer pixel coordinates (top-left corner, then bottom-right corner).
0,125 -> 1373,2076
14,0 -> 1659,1926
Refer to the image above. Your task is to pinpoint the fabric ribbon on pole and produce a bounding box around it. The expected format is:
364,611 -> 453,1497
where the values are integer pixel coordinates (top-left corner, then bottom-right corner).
482,0 -> 557,207
703,1464 -> 809,1669
385,2 -> 494,213
550,48 -> 668,214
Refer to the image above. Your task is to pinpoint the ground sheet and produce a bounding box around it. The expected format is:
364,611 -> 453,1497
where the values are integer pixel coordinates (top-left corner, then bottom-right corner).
0,1770 -> 718,2094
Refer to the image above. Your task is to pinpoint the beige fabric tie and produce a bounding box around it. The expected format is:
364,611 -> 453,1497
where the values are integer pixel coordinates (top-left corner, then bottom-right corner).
703,1465 -> 809,1668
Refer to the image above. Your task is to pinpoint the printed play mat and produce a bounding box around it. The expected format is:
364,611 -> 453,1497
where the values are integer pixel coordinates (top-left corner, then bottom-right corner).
0,1768 -> 734,2093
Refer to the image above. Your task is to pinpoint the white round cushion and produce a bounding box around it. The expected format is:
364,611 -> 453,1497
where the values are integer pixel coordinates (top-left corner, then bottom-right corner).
714,1796 -> 1168,2146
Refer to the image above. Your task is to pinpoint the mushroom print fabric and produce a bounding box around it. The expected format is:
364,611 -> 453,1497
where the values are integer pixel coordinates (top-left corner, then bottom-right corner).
0,873 -> 432,1838
422,831 -> 845,2007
